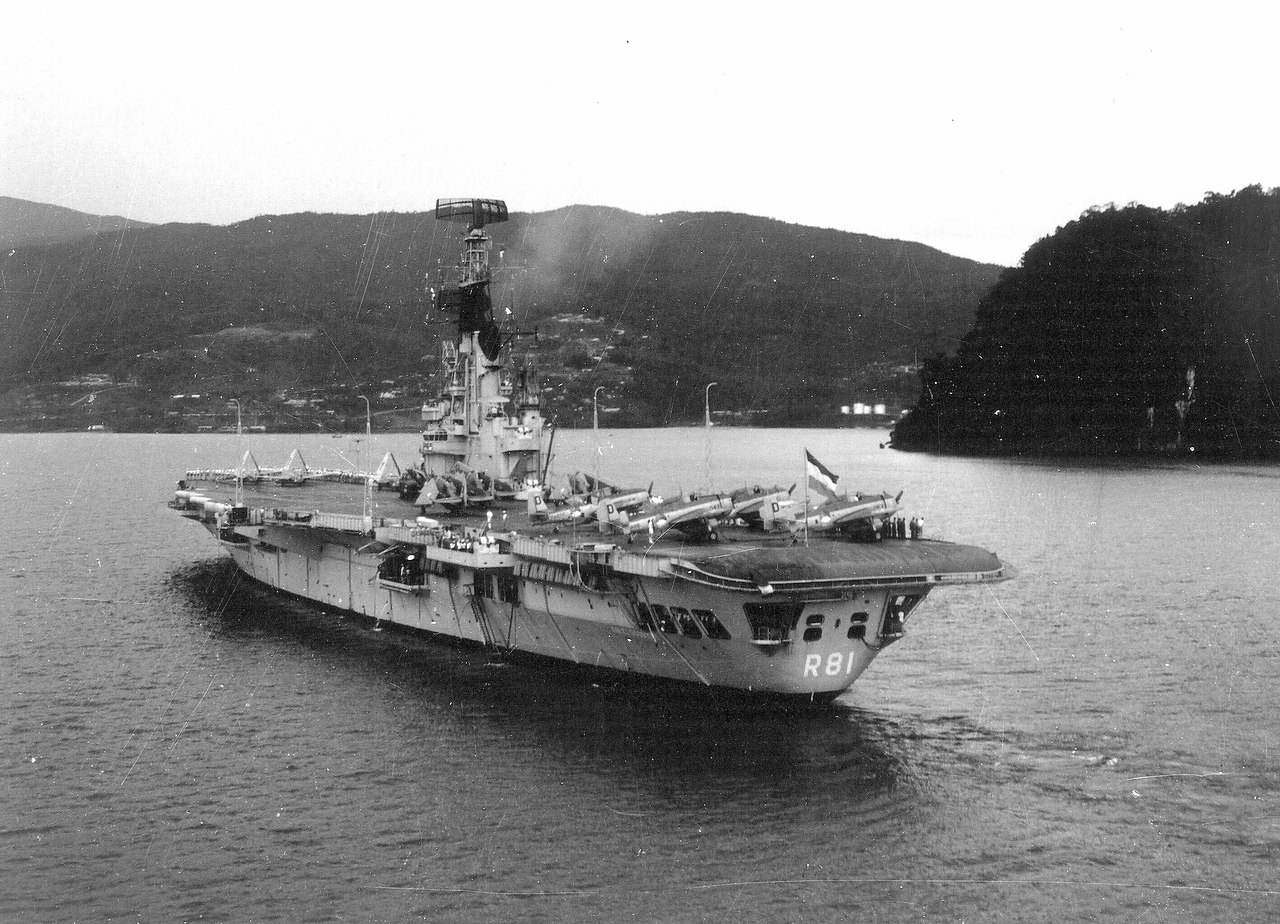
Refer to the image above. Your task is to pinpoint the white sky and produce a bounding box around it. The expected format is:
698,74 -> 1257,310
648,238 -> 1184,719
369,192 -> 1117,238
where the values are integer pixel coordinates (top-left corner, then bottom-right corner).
3,1 -> 1275,266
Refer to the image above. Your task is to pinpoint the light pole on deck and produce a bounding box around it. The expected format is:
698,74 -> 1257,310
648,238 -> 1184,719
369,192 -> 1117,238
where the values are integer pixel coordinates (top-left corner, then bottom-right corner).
358,395 -> 373,527
593,386 -> 605,496
705,382 -> 717,493
231,399 -> 243,507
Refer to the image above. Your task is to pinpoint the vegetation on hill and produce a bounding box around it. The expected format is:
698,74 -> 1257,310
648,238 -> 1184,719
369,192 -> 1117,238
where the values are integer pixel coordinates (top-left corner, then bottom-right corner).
891,186 -> 1280,456
0,196 -> 149,250
0,201 -> 999,431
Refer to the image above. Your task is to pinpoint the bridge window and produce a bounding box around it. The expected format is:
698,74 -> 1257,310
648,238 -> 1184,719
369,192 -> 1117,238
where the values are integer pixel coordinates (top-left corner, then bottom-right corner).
806,613 -> 825,626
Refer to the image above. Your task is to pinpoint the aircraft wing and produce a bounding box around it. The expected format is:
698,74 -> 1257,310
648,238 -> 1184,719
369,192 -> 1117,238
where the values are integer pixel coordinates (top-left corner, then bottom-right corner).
530,491 -> 598,523
790,491 -> 901,535
826,492 -> 900,528
730,485 -> 793,525
602,489 -> 650,515
615,494 -> 733,539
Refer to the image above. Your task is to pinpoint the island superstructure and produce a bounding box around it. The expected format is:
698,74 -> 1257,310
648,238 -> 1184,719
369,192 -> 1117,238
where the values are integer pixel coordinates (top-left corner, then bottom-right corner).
172,198 -> 1010,700
414,198 -> 546,495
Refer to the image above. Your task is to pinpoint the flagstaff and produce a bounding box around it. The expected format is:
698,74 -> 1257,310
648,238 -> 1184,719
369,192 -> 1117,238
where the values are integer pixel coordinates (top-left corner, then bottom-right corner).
802,448 -> 809,545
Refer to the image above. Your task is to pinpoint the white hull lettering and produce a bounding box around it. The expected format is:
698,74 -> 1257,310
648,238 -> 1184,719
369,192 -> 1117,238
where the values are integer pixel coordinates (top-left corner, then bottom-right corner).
803,651 -> 862,677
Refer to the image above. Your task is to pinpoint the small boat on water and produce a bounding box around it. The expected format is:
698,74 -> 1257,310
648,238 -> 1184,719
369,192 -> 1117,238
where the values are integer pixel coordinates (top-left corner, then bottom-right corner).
171,197 -> 1010,700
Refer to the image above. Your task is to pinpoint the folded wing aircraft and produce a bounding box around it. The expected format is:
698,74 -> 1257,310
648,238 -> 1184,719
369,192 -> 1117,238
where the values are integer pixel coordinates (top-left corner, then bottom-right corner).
528,485 -> 651,525
789,490 -> 903,536
610,492 -> 733,541
728,483 -> 795,529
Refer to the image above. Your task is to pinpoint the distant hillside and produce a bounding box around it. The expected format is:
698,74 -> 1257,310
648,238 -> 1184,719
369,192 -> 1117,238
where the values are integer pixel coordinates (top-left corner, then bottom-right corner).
891,186 -> 1280,456
0,199 -> 1000,430
0,196 -> 150,250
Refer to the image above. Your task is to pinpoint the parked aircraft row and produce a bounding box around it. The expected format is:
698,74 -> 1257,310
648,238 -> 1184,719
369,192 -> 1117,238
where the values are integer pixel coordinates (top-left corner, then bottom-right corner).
404,465 -> 904,543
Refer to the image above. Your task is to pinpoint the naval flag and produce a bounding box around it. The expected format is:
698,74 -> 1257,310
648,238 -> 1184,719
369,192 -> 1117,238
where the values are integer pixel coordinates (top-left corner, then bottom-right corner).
805,449 -> 840,499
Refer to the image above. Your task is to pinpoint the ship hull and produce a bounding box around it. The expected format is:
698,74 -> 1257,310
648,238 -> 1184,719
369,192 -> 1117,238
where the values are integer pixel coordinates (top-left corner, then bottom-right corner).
201,516 -> 958,697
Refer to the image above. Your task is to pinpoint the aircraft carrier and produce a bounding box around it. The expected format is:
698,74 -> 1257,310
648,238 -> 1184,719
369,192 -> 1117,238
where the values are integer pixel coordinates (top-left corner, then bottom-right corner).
172,198 -> 1010,700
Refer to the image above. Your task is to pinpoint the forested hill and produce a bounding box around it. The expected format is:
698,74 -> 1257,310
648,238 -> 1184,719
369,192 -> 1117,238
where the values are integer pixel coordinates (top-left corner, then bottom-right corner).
891,186 -> 1280,457
0,196 -> 150,250
0,200 -> 999,430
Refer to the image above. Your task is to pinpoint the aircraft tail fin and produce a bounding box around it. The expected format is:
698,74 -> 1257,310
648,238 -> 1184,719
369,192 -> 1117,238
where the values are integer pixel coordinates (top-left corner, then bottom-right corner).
762,499 -> 795,532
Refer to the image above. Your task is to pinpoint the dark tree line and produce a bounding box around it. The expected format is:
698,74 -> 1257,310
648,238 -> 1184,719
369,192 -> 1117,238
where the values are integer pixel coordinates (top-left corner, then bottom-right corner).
892,187 -> 1280,456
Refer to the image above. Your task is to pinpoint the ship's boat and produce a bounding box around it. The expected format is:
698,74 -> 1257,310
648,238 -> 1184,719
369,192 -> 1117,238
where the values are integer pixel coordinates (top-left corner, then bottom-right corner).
171,197 -> 1011,700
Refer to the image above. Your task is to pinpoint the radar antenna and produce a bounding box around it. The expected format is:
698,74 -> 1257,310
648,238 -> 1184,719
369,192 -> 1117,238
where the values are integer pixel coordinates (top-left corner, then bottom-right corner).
435,198 -> 509,230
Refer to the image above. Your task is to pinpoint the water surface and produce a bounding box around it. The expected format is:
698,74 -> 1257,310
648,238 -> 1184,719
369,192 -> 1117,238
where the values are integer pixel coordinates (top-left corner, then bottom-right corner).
1,430 -> 1276,921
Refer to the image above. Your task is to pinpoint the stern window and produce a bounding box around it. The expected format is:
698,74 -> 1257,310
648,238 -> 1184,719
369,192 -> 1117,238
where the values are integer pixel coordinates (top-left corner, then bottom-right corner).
634,603 -> 656,631
671,606 -> 703,638
652,604 -> 679,634
882,594 -> 922,637
693,608 -> 731,640
887,595 -> 922,621
743,601 -> 803,644
378,550 -> 426,586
